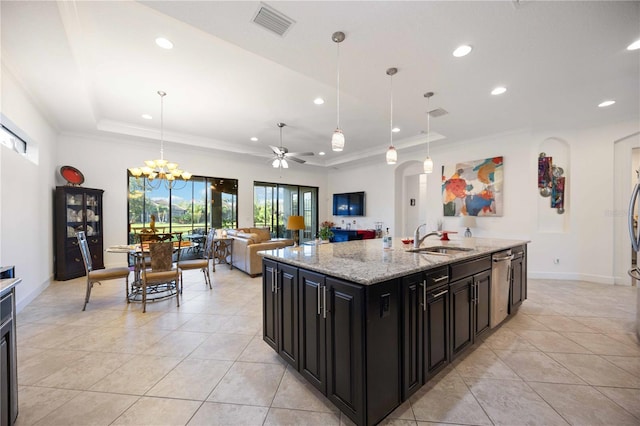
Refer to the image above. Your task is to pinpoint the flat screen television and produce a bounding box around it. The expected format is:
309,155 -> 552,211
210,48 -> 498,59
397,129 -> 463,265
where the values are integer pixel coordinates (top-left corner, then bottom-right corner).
333,191 -> 365,216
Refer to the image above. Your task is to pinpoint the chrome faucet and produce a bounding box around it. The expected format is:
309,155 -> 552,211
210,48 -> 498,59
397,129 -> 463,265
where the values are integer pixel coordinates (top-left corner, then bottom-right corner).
414,223 -> 442,248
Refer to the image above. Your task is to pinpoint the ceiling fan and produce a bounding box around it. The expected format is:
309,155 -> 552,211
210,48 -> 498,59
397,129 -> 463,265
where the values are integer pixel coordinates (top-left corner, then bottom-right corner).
270,122 -> 314,169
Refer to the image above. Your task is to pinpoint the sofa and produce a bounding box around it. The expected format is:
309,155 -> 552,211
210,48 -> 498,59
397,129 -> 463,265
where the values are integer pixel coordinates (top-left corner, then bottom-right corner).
226,227 -> 293,277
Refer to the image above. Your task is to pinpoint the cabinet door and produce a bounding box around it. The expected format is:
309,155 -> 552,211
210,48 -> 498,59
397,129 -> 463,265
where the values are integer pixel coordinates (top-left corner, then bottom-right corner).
325,277 -> 364,426
401,273 -> 423,399
425,285 -> 449,380
510,252 -> 525,312
262,259 -> 278,350
278,263 -> 298,369
299,270 -> 326,393
474,270 -> 491,337
1,335 -> 8,426
450,277 -> 473,359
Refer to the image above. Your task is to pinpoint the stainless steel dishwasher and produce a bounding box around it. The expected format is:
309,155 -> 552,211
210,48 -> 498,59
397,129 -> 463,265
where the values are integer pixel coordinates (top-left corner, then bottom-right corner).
491,249 -> 514,328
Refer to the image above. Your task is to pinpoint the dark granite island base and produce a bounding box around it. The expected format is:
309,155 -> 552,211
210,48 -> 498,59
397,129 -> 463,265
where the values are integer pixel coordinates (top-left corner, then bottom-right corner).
260,238 -> 528,426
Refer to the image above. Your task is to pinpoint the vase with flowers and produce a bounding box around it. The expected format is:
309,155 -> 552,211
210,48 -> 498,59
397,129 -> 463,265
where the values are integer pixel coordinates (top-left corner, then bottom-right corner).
319,221 -> 335,241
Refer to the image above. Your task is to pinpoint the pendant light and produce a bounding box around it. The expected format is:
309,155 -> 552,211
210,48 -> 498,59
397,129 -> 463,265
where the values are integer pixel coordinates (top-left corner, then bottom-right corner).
386,67 -> 398,165
331,31 -> 346,152
423,91 -> 434,173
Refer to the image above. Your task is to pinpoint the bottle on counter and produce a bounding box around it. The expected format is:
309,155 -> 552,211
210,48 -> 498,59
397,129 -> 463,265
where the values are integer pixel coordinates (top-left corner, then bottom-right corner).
383,228 -> 392,249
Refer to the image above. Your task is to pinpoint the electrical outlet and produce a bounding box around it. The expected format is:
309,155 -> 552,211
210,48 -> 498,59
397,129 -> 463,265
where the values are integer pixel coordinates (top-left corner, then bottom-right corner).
553,258 -> 560,264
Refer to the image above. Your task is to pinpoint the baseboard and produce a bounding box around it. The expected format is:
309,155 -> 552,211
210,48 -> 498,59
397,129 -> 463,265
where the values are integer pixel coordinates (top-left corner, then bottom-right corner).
16,276 -> 51,313
528,271 -> 615,285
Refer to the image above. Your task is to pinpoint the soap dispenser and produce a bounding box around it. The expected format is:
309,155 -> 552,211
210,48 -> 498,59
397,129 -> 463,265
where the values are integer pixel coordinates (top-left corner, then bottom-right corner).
383,228 -> 392,249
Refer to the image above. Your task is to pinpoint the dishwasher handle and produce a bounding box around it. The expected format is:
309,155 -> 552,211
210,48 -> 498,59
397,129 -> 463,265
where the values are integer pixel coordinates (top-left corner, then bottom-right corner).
493,254 -> 514,262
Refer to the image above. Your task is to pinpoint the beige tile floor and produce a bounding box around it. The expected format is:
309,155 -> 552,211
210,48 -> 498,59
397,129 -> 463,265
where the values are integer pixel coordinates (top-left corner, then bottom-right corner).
14,268 -> 640,426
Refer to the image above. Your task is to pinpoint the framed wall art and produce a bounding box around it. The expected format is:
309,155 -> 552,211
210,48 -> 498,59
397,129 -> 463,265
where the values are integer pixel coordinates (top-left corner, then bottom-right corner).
442,156 -> 504,217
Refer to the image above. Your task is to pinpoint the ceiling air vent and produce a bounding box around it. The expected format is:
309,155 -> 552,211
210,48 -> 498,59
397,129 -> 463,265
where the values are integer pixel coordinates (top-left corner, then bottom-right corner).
252,3 -> 295,37
428,108 -> 448,118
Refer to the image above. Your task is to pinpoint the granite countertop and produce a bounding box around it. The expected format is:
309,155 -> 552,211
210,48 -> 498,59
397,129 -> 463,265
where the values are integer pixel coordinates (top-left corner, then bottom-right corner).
259,237 -> 529,285
0,277 -> 22,295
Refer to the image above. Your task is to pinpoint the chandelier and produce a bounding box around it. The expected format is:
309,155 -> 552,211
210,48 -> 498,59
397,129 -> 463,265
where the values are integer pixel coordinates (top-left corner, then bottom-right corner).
129,91 -> 192,190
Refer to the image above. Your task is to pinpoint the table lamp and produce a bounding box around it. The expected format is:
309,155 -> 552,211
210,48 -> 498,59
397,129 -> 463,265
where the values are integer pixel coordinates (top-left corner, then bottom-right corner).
461,215 -> 477,237
286,215 -> 305,247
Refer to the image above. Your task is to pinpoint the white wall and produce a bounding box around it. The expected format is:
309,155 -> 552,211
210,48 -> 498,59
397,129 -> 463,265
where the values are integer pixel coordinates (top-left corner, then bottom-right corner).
328,120 -> 640,284
1,65 -> 58,310
57,133 -> 328,269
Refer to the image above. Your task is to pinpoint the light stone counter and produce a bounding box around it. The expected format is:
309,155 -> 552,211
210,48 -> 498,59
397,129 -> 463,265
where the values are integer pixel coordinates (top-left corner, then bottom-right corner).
0,277 -> 21,295
259,237 -> 529,285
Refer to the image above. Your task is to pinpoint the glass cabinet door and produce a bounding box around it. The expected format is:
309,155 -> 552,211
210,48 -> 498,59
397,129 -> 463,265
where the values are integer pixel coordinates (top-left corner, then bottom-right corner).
85,194 -> 101,237
65,193 -> 84,238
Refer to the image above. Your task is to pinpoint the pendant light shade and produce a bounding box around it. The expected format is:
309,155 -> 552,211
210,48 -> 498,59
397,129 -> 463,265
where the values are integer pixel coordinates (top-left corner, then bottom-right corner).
423,157 -> 433,173
423,91 -> 434,174
386,67 -> 398,165
386,146 -> 397,164
331,128 -> 344,152
332,31 -> 346,152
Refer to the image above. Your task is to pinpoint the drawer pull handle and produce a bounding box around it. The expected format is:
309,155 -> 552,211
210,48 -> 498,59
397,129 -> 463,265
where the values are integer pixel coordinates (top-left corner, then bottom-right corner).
432,275 -> 449,283
431,289 -> 448,298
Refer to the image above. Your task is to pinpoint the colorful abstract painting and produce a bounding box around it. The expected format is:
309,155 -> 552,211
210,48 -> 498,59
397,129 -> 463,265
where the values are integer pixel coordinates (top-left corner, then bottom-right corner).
442,157 -> 504,217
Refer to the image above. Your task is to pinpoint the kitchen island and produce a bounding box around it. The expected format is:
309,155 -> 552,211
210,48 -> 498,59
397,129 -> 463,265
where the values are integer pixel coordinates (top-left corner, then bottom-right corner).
260,237 -> 528,426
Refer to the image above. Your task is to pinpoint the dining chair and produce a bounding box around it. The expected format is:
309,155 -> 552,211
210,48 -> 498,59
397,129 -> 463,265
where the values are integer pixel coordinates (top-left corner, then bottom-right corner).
137,232 -> 183,313
77,231 -> 131,311
178,228 -> 215,289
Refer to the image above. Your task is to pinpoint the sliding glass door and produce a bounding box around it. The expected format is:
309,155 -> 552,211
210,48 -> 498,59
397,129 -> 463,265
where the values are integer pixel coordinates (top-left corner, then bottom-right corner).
254,182 -> 318,243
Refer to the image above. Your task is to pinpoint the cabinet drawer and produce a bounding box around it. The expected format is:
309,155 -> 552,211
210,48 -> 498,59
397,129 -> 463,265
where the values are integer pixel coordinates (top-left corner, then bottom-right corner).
0,292 -> 13,325
425,266 -> 449,289
449,256 -> 491,281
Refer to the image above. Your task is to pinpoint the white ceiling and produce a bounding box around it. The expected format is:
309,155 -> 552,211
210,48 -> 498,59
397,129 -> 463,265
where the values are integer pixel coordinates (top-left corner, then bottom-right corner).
2,1 -> 638,168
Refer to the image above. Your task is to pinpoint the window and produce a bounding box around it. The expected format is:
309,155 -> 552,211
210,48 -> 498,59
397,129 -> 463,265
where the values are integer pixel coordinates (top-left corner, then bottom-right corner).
254,182 -> 318,243
128,174 -> 237,243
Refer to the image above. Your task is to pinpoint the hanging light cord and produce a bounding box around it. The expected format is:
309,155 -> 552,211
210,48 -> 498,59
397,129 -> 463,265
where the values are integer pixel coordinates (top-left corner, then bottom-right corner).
159,90 -> 166,161
389,72 -> 394,147
336,41 -> 340,129
426,95 -> 430,157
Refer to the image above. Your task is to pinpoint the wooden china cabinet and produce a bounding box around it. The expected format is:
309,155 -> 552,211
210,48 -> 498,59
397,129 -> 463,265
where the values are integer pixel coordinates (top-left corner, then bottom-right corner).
54,186 -> 104,280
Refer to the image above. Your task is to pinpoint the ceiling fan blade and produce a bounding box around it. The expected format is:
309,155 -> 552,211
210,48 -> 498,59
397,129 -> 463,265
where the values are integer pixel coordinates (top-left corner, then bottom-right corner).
269,145 -> 283,155
284,152 -> 314,157
288,156 -> 306,164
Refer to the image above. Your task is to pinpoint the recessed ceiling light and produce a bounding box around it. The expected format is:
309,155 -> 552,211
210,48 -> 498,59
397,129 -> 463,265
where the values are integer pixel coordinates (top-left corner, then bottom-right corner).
598,100 -> 615,108
313,97 -> 325,105
319,151 -> 326,156
491,86 -> 507,95
250,137 -> 258,142
141,114 -> 152,120
627,40 -> 640,51
392,127 -> 400,133
155,37 -> 173,49
453,45 -> 473,57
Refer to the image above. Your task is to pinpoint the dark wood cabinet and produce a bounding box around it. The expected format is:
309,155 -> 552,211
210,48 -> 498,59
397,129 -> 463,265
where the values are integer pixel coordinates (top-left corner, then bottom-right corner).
401,273 -> 423,399
510,246 -> 527,313
401,266 -> 450,397
450,277 -> 474,358
325,277 -> 365,425
263,245 -> 528,426
449,256 -> 492,361
1,286 -> 18,426
424,283 -> 449,381
474,270 -> 491,336
299,269 -> 326,392
55,186 -> 104,280
262,259 -> 298,369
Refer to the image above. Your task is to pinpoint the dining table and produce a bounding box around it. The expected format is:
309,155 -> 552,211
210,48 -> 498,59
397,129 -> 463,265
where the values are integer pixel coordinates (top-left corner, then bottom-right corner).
106,241 -> 196,303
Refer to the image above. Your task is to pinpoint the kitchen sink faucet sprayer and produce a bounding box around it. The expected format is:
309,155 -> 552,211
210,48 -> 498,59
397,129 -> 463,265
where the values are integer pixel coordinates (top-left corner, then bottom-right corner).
414,224 -> 442,249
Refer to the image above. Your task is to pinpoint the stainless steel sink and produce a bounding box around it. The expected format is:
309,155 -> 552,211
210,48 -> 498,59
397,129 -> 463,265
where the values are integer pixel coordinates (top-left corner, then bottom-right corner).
406,246 -> 474,254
